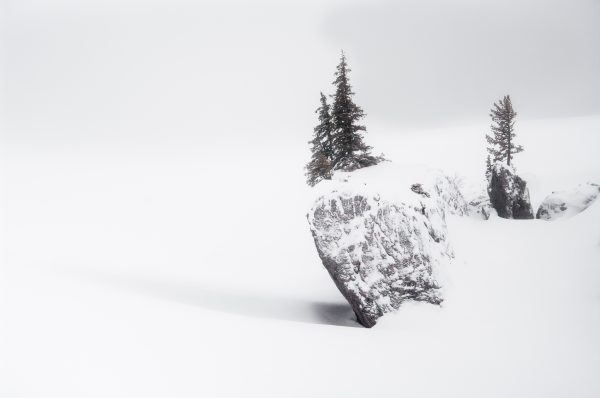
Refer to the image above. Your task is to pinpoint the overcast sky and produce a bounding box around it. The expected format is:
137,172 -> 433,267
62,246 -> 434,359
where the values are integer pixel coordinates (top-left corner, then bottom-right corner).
2,0 -> 599,148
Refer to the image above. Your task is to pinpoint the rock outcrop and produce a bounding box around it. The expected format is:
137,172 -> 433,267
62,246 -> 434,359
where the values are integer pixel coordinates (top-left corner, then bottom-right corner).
467,194 -> 492,220
488,162 -> 534,219
536,183 -> 600,220
307,167 -> 460,327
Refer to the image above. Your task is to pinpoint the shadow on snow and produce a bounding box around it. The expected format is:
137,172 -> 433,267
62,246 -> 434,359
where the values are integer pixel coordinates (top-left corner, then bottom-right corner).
70,269 -> 359,328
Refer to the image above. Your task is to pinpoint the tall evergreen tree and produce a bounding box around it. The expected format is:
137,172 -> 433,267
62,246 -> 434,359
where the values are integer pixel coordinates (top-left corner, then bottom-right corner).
305,93 -> 334,186
486,95 -> 523,166
329,51 -> 380,171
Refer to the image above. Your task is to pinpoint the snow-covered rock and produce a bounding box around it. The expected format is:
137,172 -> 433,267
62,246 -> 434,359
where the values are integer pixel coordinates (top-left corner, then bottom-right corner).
430,174 -> 469,217
307,164 -> 461,327
467,194 -> 492,220
536,183 -> 600,220
488,162 -> 534,219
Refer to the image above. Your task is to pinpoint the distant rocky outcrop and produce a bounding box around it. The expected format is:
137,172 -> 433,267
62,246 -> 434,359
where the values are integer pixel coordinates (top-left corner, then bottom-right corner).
468,194 -> 492,220
536,183 -> 600,220
488,162 -> 534,219
307,168 -> 462,327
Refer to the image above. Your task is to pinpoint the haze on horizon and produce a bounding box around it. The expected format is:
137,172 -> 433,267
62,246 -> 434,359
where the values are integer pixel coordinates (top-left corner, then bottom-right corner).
1,0 -> 599,147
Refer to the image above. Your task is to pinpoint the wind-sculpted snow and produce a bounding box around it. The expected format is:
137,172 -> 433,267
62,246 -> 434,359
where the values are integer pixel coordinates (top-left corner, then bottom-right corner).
307,165 -> 461,327
488,162 -> 534,219
536,183 -> 600,220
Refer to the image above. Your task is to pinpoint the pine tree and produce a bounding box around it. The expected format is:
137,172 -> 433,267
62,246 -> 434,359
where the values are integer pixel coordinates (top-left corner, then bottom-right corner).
485,154 -> 492,181
305,93 -> 334,186
486,95 -> 523,166
329,51 -> 380,171
313,92 -> 334,162
305,152 -> 332,187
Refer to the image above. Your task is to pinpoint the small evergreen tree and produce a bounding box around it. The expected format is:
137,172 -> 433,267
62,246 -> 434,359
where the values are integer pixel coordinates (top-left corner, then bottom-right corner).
329,51 -> 380,171
305,93 -> 334,186
485,154 -> 492,181
313,92 -> 334,161
305,152 -> 332,187
486,95 -> 523,166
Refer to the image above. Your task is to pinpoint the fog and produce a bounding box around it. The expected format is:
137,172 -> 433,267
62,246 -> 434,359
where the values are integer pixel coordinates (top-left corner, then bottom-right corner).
325,0 -> 600,127
1,0 -> 599,148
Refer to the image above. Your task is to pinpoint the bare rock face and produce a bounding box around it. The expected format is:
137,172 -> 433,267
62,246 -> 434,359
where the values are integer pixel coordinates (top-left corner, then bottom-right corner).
307,170 -> 459,327
536,183 -> 600,220
488,162 -> 534,219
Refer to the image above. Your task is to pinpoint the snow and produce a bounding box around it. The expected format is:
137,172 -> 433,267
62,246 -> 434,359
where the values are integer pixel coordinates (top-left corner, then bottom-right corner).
1,115 -> 600,397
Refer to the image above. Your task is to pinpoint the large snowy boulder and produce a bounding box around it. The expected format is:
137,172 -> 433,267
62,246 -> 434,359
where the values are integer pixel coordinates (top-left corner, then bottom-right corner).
488,162 -> 534,219
536,183 -> 600,220
307,164 -> 461,327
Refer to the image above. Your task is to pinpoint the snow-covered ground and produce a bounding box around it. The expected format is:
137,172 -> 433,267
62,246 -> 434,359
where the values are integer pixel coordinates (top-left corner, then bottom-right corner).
1,115 -> 599,397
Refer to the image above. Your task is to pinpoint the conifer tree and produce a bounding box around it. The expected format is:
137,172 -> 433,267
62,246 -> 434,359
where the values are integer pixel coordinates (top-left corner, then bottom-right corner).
485,154 -> 492,181
305,93 -> 334,186
486,95 -> 523,166
329,51 -> 380,171
305,152 -> 332,187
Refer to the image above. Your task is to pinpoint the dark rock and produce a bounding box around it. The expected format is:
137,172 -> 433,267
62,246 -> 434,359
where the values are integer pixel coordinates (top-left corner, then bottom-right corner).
410,183 -> 430,197
488,162 -> 534,219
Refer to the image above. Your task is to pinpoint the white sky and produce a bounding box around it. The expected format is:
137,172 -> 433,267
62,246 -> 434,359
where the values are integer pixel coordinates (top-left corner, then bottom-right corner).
2,0 -> 599,147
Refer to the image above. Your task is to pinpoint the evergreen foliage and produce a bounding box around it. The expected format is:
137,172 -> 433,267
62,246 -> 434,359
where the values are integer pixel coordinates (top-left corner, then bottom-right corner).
305,51 -> 382,186
329,51 -> 381,172
486,95 -> 523,166
485,154 -> 492,181
305,93 -> 334,186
